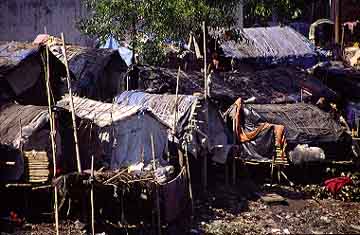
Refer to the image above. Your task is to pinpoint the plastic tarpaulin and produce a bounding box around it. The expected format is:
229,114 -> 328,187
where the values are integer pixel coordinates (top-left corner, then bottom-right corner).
56,96 -> 168,168
100,36 -> 133,66
226,102 -> 353,161
115,91 -> 232,164
115,91 -> 197,132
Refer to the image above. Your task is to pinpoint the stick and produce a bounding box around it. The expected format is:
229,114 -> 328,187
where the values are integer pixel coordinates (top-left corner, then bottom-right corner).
202,21 -> 208,192
173,67 -> 181,165
150,134 -> 161,235
173,67 -> 181,135
232,118 -> 237,185
184,142 -> 194,216
203,21 -> 207,99
60,32 -> 82,173
44,32 -> 59,235
91,155 -> 95,235
19,119 -> 23,155
341,25 -> 345,55
103,168 -> 128,184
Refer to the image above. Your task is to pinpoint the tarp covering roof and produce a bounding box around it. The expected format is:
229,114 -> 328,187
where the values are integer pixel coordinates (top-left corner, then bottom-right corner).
56,96 -> 168,169
0,41 -> 40,78
56,95 -> 148,128
49,45 -> 125,81
41,35 -> 128,101
0,41 -> 67,105
115,91 -> 198,132
225,102 -> 352,161
312,61 -> 360,101
212,26 -> 319,68
138,66 -> 337,110
0,103 -> 49,149
115,91 -> 232,163
0,42 -> 42,98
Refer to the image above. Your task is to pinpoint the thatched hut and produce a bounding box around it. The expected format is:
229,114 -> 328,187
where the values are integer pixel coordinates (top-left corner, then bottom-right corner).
0,103 -> 59,183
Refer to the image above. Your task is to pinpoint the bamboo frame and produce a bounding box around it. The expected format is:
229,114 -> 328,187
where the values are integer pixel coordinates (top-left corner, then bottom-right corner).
43,32 -> 59,235
150,134 -> 161,235
91,155 -> 95,235
60,33 -> 82,173
202,21 -> 208,192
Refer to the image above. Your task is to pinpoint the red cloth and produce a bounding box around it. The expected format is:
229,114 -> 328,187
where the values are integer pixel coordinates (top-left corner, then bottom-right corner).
324,177 -> 353,194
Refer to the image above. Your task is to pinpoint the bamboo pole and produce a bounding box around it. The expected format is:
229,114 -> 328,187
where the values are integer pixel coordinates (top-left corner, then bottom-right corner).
335,0 -> 341,44
44,34 -> 59,235
150,134 -> 161,235
174,67 -> 182,166
203,21 -> 207,98
91,154 -> 95,235
184,142 -> 194,215
202,21 -> 208,192
232,118 -> 237,185
60,32 -> 82,173
173,67 -> 181,135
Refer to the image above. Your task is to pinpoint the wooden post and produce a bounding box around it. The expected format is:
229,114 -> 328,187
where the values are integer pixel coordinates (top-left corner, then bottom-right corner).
150,134 -> 161,235
173,67 -> 181,136
341,25 -> 345,55
91,155 -> 95,235
174,67 -> 182,166
203,21 -> 207,98
60,33 -> 82,173
44,35 -> 59,235
202,21 -> 208,192
184,143 -> 194,215
232,118 -> 237,185
335,0 -> 341,44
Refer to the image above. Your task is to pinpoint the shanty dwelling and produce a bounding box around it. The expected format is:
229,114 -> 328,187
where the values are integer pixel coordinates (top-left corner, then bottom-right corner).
0,103 -> 60,184
44,37 -> 128,102
312,61 -> 360,135
136,65 -> 337,111
115,91 -> 232,163
0,41 -> 67,106
55,96 -> 190,231
224,99 -> 355,184
210,26 -> 322,69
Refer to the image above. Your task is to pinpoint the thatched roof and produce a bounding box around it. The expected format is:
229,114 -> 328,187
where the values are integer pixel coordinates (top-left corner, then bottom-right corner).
210,26 -> 319,68
56,95 -> 160,128
138,66 -> 337,111
0,103 -> 49,149
115,91 -> 199,131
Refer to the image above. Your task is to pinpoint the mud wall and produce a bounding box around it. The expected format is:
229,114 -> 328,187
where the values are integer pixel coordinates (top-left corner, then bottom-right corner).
0,0 -> 94,46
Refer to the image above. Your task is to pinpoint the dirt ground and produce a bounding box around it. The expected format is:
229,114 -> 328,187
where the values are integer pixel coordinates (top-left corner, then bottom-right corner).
191,184 -> 360,235
2,162 -> 360,235
3,181 -> 359,235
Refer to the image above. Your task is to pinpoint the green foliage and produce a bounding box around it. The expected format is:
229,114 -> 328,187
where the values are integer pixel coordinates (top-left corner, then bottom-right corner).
79,0 -> 239,65
243,0 -> 307,26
